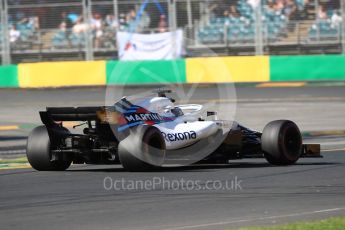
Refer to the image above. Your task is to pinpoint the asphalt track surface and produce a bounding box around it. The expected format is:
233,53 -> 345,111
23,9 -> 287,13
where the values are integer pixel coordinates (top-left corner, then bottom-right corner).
0,85 -> 345,230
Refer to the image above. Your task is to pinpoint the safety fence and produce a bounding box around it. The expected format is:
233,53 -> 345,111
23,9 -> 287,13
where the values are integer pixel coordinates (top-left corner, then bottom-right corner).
1,54 -> 345,88
0,0 -> 344,64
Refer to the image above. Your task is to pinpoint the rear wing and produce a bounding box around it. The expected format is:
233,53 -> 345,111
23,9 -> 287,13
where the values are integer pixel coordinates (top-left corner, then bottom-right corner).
38,106 -> 121,143
39,106 -> 121,127
40,107 -> 103,122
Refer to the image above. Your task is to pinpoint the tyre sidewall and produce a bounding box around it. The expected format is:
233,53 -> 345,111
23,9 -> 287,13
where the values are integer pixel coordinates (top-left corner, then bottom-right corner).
26,126 -> 71,171
262,120 -> 302,165
118,126 -> 166,172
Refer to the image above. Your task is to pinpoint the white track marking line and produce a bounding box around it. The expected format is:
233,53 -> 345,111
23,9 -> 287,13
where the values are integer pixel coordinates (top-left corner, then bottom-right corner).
163,207 -> 345,230
322,148 -> 345,152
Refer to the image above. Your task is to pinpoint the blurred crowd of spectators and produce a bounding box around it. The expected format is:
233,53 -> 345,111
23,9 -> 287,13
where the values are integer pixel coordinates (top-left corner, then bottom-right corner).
204,0 -> 342,23
198,0 -> 343,43
205,0 -> 309,21
317,4 -> 342,26
53,11 -> 119,49
2,0 -> 344,49
308,1 -> 343,41
52,8 -> 167,49
198,0 -> 307,43
5,0 -> 168,50
8,13 -> 39,47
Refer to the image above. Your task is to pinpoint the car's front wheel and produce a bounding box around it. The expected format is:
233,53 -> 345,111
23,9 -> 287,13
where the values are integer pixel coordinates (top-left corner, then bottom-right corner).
262,120 -> 302,165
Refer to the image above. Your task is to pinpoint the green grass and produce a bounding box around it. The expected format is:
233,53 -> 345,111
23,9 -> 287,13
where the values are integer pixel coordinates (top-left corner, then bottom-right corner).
0,157 -> 28,164
237,217 -> 345,230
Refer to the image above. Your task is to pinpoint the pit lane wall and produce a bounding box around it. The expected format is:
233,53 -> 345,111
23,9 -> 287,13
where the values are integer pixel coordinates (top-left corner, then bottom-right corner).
0,55 -> 345,87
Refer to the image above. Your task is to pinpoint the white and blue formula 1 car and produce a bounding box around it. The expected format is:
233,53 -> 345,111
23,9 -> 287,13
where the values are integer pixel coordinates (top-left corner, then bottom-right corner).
26,90 -> 321,172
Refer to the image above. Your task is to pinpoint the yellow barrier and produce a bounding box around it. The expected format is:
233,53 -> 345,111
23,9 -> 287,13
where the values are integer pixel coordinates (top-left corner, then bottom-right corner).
18,61 -> 106,88
186,56 -> 270,83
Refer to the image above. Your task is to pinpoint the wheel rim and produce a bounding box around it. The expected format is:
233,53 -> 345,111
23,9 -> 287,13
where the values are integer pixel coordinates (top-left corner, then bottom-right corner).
282,124 -> 302,157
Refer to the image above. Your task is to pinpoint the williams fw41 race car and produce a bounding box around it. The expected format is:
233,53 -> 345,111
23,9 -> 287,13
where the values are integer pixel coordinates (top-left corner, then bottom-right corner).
27,90 -> 321,172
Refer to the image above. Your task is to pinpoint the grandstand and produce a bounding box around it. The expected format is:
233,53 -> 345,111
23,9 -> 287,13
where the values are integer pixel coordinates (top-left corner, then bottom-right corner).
0,0 -> 344,64
197,0 -> 289,44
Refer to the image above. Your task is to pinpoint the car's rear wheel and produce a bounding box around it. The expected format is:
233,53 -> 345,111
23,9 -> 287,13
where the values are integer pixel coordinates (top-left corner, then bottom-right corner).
118,126 -> 166,172
26,125 -> 72,171
262,120 -> 302,165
